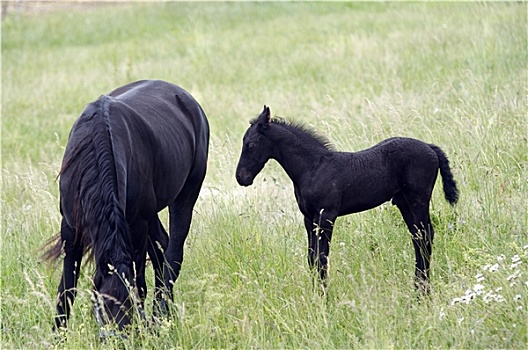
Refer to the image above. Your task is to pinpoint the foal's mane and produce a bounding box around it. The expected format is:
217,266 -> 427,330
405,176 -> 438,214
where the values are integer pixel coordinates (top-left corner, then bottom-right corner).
268,117 -> 336,151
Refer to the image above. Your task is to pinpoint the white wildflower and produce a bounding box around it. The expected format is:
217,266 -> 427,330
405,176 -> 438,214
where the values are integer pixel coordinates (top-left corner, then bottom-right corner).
475,273 -> 485,282
483,292 -> 494,303
517,305 -> 523,310
514,294 -> 521,301
510,261 -> 522,270
452,292 -> 474,305
451,297 -> 462,305
512,254 -> 521,263
522,244 -> 528,250
482,264 -> 491,271
495,287 -> 503,292
473,284 -> 485,295
497,254 -> 506,262
458,317 -> 464,325
463,288 -> 475,299
507,270 -> 521,281
489,263 -> 499,272
495,294 -> 505,303
464,292 -> 475,304
439,307 -> 446,320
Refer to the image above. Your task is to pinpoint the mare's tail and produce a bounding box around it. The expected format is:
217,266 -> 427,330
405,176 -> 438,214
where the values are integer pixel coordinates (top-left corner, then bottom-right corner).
429,144 -> 459,205
85,96 -> 131,271
45,96 -> 132,269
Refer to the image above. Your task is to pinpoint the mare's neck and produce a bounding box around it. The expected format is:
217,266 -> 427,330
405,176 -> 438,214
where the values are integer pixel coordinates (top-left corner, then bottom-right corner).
268,124 -> 331,186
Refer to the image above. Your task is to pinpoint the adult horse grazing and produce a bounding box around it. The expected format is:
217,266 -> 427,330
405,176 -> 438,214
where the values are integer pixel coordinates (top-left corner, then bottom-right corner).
44,80 -> 209,333
235,106 -> 458,292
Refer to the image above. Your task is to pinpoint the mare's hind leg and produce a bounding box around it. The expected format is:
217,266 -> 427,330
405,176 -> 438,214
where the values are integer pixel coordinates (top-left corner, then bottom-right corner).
55,218 -> 83,329
147,216 -> 169,316
164,182 -> 203,304
393,192 -> 434,293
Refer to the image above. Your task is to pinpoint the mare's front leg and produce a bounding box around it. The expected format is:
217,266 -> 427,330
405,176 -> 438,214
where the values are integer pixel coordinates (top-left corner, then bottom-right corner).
130,220 -> 149,322
304,209 -> 336,284
148,216 -> 169,317
55,218 -> 83,330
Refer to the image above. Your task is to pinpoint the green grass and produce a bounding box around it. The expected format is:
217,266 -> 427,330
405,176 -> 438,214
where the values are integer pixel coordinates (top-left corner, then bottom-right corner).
1,2 -> 526,349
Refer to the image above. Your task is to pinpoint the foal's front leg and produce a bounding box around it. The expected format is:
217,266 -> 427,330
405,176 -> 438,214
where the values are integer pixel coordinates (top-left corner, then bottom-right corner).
304,210 -> 336,283
304,216 -> 318,272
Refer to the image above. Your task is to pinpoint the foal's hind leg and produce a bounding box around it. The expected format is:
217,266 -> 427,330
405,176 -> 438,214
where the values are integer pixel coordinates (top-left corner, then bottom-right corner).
55,218 -> 83,329
393,192 -> 434,293
147,216 -> 169,317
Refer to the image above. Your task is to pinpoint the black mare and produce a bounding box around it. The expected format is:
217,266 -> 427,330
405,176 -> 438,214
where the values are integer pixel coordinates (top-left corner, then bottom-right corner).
45,80 -> 209,332
236,106 -> 458,292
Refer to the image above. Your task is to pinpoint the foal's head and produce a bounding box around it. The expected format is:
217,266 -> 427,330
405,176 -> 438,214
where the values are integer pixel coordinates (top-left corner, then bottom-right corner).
236,106 -> 274,186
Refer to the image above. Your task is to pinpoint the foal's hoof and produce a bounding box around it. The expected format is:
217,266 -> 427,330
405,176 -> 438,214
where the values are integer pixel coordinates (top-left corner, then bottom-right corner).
414,280 -> 431,297
50,327 -> 67,346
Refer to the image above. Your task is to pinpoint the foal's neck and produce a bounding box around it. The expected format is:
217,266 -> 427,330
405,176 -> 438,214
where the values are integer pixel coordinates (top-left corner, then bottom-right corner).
269,123 -> 332,185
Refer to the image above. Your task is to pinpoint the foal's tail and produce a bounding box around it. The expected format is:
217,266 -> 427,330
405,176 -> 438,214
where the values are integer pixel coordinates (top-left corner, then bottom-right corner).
429,144 -> 459,205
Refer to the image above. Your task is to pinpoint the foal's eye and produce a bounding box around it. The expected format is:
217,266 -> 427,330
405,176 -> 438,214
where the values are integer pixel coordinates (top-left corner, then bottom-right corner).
247,142 -> 255,150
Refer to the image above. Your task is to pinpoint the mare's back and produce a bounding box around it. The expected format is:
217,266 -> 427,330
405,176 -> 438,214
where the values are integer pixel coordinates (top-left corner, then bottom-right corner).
108,80 -> 195,127
105,80 -> 208,164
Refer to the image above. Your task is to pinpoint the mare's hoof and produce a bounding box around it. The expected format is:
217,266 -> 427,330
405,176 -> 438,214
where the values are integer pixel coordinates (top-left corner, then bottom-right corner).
154,299 -> 171,317
99,330 -> 128,341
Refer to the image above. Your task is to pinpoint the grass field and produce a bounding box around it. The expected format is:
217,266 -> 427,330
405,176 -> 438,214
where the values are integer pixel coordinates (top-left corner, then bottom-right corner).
1,2 -> 527,349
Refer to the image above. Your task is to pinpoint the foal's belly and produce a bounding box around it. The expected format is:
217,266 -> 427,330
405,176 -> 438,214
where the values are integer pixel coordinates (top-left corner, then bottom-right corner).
338,182 -> 397,216
339,195 -> 393,216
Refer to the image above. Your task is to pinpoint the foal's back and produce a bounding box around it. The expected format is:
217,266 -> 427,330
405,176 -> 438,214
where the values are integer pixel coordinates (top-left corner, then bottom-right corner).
325,137 -> 439,215
342,137 -> 438,172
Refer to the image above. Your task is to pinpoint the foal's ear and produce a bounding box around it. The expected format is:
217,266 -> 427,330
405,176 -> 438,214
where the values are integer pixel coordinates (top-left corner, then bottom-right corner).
257,105 -> 271,130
